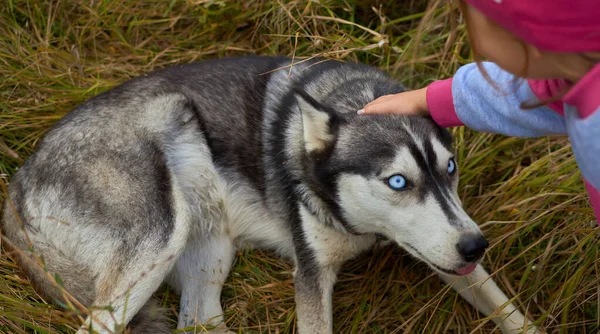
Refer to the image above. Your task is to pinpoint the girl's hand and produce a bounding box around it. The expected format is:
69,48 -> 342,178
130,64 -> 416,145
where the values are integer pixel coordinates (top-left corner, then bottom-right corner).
358,87 -> 429,116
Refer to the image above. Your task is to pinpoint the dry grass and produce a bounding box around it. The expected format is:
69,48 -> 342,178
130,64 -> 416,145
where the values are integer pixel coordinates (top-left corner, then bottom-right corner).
0,0 -> 598,333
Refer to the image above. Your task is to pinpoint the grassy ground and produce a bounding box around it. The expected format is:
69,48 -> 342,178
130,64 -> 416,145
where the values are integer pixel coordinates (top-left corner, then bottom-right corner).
0,0 -> 598,333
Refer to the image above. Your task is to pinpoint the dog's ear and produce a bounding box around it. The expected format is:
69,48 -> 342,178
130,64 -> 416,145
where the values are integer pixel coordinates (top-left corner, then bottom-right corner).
294,88 -> 339,156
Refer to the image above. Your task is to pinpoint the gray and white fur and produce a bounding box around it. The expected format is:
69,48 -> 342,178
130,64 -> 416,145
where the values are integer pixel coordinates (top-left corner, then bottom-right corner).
2,56 -> 539,334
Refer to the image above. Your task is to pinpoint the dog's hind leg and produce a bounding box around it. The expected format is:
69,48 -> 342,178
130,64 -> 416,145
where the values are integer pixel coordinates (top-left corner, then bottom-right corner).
437,264 -> 540,334
76,231 -> 188,334
171,231 -> 235,332
76,182 -> 192,334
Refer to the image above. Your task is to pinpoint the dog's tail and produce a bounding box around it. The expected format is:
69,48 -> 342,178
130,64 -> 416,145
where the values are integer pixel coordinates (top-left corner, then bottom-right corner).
127,299 -> 172,334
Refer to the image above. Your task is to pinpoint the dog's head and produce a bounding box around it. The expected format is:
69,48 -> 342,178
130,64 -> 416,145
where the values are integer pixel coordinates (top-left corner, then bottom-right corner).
295,89 -> 487,276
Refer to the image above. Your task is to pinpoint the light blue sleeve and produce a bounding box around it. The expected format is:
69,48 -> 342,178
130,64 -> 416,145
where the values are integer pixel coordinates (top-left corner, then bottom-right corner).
452,62 -> 567,137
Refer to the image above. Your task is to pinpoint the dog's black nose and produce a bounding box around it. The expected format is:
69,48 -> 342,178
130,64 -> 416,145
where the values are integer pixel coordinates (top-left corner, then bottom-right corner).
457,235 -> 489,262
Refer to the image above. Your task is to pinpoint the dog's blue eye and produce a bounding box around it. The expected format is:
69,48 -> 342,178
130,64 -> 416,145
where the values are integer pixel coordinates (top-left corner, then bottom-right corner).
387,175 -> 407,190
447,158 -> 456,174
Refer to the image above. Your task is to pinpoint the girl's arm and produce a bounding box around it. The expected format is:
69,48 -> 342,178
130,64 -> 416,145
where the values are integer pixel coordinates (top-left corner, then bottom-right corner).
430,62 -> 599,221
427,61 -> 567,136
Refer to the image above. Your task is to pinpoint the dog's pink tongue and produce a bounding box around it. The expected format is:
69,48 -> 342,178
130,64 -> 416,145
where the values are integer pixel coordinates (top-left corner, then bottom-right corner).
454,264 -> 477,275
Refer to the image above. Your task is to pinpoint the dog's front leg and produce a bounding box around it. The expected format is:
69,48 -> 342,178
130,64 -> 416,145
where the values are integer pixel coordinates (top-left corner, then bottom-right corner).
438,264 -> 540,334
294,263 -> 337,334
292,205 -> 375,334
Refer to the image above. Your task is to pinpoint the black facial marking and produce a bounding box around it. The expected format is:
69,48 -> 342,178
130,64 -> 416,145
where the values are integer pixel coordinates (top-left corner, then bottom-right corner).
423,140 -> 456,200
407,141 -> 458,224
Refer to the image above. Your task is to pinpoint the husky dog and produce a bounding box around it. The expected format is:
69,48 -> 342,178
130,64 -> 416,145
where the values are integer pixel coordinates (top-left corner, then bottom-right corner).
2,56 -> 538,334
